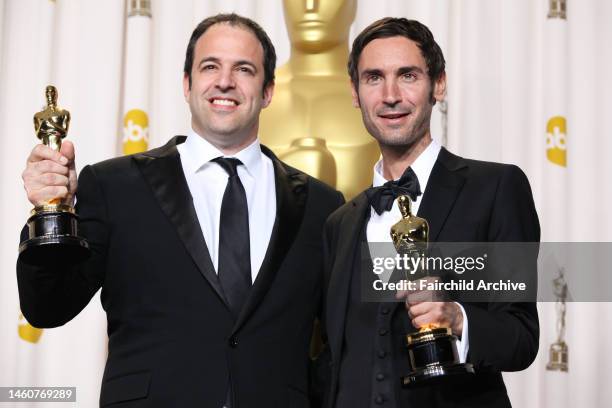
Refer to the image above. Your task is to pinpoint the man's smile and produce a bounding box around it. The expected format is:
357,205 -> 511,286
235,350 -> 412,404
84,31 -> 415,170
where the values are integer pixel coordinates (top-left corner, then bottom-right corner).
378,110 -> 411,125
208,97 -> 240,110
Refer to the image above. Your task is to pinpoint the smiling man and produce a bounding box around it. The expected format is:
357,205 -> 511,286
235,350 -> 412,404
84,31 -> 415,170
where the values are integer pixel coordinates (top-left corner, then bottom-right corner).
17,14 -> 343,408
321,18 -> 540,408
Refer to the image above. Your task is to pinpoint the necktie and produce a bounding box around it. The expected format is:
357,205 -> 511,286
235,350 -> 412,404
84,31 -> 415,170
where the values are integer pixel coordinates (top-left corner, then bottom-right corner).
365,166 -> 422,215
212,157 -> 251,318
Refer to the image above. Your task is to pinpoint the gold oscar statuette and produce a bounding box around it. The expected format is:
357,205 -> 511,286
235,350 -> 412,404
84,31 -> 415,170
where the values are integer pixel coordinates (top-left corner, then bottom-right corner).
259,0 -> 381,200
18,85 -> 90,266
547,268 -> 569,372
391,196 -> 429,258
391,195 -> 474,386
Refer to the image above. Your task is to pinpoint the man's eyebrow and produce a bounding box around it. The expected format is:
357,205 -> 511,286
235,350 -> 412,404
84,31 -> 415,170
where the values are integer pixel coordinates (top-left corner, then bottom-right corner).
360,68 -> 383,79
397,66 -> 425,76
197,56 -> 221,67
197,57 -> 258,72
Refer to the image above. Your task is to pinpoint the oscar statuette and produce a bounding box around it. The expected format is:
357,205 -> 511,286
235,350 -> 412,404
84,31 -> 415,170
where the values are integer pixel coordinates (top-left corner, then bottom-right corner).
260,0 -> 380,199
546,268 -> 569,372
18,85 -> 90,266
391,195 -> 474,386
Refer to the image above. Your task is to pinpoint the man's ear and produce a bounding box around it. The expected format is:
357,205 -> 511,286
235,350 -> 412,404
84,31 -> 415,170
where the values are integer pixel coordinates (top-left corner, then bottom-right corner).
183,73 -> 191,101
350,80 -> 360,108
261,81 -> 275,108
432,72 -> 447,104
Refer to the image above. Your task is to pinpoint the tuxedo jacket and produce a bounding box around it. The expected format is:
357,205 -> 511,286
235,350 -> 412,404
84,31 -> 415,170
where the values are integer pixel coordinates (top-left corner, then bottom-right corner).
17,136 -> 344,408
321,147 -> 540,408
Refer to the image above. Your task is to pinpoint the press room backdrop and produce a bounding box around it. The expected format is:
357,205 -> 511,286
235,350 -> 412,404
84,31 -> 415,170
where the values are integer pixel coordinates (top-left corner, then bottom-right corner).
1,0 -> 611,407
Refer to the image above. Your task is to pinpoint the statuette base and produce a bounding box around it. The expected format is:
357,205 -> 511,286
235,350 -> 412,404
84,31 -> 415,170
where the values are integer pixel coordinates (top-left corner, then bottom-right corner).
19,209 -> 89,266
402,327 -> 475,386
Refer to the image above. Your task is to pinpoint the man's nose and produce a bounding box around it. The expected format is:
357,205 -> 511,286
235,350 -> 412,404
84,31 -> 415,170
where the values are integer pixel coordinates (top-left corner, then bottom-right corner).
215,68 -> 236,91
383,79 -> 401,106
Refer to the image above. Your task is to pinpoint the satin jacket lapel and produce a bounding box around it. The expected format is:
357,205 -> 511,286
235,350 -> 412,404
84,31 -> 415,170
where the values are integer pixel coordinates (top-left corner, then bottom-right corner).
417,147 -> 467,241
133,136 -> 227,307
326,193 -> 370,360
232,146 -> 307,333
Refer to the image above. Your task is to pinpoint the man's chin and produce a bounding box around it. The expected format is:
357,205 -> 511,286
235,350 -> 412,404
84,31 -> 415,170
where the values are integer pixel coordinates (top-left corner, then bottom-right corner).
374,132 -> 426,150
207,124 -> 241,136
374,133 -> 416,147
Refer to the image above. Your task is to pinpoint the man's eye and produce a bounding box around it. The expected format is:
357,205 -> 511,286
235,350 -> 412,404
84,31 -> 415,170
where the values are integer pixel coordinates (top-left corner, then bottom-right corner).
402,72 -> 416,81
201,64 -> 216,71
237,66 -> 253,74
366,75 -> 381,84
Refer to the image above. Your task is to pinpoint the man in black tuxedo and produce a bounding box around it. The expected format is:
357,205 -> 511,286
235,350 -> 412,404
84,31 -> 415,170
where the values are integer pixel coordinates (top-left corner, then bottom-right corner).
321,18 -> 539,408
18,14 -> 343,407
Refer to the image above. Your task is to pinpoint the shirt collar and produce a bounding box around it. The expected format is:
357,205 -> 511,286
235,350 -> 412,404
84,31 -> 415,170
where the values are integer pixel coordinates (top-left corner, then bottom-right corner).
372,139 -> 442,190
180,129 -> 262,178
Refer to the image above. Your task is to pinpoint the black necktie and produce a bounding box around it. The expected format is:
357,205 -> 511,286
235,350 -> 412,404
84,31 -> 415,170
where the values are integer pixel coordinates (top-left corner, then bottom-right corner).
213,157 -> 251,318
365,166 -> 422,215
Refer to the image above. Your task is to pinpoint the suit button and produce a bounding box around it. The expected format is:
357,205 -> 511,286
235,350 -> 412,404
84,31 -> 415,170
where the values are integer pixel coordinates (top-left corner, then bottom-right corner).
229,336 -> 238,348
377,350 -> 387,358
378,328 -> 388,336
374,394 -> 384,404
376,373 -> 385,381
381,307 -> 390,315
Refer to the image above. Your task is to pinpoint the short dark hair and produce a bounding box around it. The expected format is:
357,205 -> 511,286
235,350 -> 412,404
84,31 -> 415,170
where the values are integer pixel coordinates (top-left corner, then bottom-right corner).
348,18 -> 445,87
183,13 -> 276,91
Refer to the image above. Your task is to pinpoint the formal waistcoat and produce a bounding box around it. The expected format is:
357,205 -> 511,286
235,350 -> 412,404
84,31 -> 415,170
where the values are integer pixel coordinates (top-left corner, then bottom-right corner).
336,223 -> 408,408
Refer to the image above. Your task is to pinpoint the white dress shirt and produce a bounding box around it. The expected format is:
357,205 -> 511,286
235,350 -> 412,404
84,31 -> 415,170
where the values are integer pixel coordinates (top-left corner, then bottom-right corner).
365,139 -> 470,363
177,131 -> 276,283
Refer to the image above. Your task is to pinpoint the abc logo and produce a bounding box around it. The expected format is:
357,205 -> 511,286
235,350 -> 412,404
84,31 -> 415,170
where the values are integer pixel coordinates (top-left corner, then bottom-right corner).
546,116 -> 566,167
123,109 -> 149,155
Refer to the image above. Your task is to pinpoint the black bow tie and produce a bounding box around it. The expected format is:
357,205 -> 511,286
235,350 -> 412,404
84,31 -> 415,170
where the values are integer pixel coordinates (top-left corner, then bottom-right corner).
365,167 -> 422,215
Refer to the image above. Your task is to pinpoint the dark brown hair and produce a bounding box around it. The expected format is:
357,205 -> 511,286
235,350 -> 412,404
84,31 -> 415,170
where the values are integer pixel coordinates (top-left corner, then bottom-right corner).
183,13 -> 276,91
348,18 -> 445,87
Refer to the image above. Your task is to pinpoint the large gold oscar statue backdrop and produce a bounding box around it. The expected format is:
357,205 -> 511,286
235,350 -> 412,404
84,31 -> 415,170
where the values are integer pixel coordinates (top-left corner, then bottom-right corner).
260,0 -> 380,199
